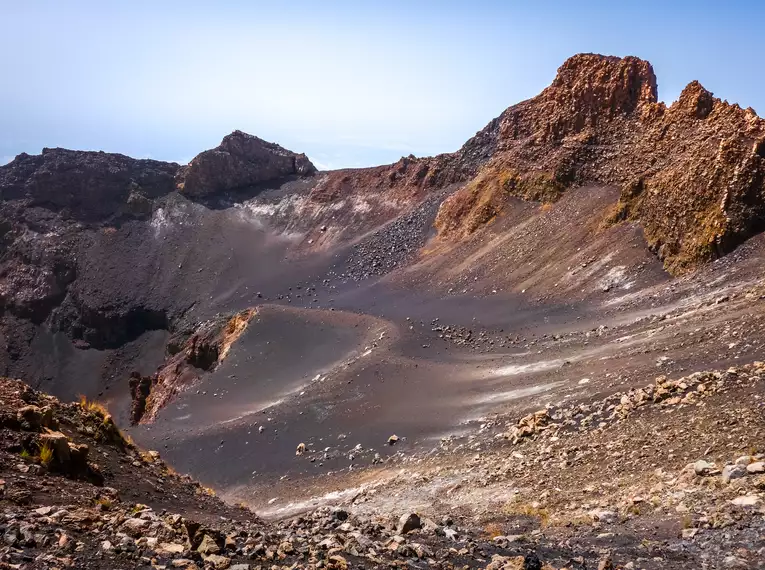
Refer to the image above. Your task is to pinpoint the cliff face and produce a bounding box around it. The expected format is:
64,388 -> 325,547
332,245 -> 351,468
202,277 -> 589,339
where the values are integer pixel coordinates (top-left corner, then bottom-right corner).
434,54 -> 765,273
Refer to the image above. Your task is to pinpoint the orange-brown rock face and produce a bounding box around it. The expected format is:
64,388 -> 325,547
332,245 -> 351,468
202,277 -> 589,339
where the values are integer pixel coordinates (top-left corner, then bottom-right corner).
434,53 -> 765,273
129,308 -> 257,424
176,130 -> 316,198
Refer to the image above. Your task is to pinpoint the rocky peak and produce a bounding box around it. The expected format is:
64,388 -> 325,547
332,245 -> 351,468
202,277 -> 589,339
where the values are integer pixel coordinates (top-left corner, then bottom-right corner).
534,53 -> 658,141
436,53 -> 765,272
176,130 -> 317,198
672,80 -> 715,119
547,54 -> 658,112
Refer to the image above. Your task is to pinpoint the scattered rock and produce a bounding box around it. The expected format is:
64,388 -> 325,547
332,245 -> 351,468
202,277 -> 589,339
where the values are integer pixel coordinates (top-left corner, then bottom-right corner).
197,533 -> 220,555
722,464 -> 747,484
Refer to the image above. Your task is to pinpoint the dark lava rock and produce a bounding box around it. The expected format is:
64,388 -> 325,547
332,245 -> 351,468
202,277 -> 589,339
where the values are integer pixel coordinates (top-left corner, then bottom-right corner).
396,513 -> 421,534
177,130 -> 316,198
0,148 -> 179,222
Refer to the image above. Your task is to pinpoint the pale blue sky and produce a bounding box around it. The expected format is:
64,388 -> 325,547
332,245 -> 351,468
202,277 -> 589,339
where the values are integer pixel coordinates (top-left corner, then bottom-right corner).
2,1 -> 763,169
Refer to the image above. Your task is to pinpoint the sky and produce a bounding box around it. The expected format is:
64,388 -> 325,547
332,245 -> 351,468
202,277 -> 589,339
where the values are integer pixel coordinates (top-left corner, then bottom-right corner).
1,1 -> 764,170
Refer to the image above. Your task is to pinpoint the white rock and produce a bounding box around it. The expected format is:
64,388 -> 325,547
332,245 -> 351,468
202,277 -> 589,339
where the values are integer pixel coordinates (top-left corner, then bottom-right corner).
121,517 -> 149,535
693,460 -> 714,475
681,528 -> 699,539
722,464 -> 747,483
730,495 -> 761,507
158,542 -> 185,554
589,509 -> 618,523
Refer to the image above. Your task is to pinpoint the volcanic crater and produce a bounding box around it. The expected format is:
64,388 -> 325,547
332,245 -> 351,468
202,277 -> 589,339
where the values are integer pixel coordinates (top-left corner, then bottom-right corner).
2,54 -> 765,569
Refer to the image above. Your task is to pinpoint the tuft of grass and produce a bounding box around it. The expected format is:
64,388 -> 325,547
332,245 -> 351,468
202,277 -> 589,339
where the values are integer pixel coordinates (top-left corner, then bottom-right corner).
95,497 -> 113,510
39,443 -> 54,466
19,449 -> 34,461
502,502 -> 551,527
483,522 -> 505,538
79,395 -> 109,417
120,431 -> 136,448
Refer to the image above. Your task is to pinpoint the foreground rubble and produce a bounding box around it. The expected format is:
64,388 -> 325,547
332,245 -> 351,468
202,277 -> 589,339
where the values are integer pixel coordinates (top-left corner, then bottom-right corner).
0,378 -> 589,569
4,359 -> 764,568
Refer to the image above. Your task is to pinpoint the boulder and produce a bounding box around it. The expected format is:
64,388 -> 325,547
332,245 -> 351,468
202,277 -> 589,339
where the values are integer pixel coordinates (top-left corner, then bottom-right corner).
39,431 -> 70,463
121,517 -> 149,537
201,553 -> 231,569
157,542 -> 185,554
693,459 -> 715,475
722,464 -> 747,483
17,405 -> 56,430
197,533 -> 220,555
397,512 -> 422,534
177,131 -> 316,198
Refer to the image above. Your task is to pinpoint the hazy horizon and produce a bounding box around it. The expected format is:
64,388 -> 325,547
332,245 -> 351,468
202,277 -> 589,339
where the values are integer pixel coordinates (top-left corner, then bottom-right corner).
2,0 -> 764,169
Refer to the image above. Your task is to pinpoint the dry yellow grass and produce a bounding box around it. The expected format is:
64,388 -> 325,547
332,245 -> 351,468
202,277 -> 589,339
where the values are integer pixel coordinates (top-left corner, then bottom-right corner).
39,442 -> 54,466
95,497 -> 113,510
78,395 -> 109,417
502,502 -> 551,527
483,521 -> 505,538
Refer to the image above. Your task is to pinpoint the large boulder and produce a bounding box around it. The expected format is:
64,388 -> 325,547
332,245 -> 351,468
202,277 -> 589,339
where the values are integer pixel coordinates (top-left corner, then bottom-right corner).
176,130 -> 316,198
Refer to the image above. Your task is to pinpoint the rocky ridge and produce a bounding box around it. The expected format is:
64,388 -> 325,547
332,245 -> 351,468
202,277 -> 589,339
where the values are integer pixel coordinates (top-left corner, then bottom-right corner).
0,132 -> 316,381
433,54 -> 765,273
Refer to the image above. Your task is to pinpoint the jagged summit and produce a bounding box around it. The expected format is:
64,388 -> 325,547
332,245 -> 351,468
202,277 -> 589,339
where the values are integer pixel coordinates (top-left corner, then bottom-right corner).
434,53 -> 765,272
544,53 -> 658,126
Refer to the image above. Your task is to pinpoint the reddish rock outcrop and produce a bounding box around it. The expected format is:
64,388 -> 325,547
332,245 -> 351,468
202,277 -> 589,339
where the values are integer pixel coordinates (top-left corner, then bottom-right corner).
130,309 -> 257,424
434,53 -> 765,273
176,130 -> 317,197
